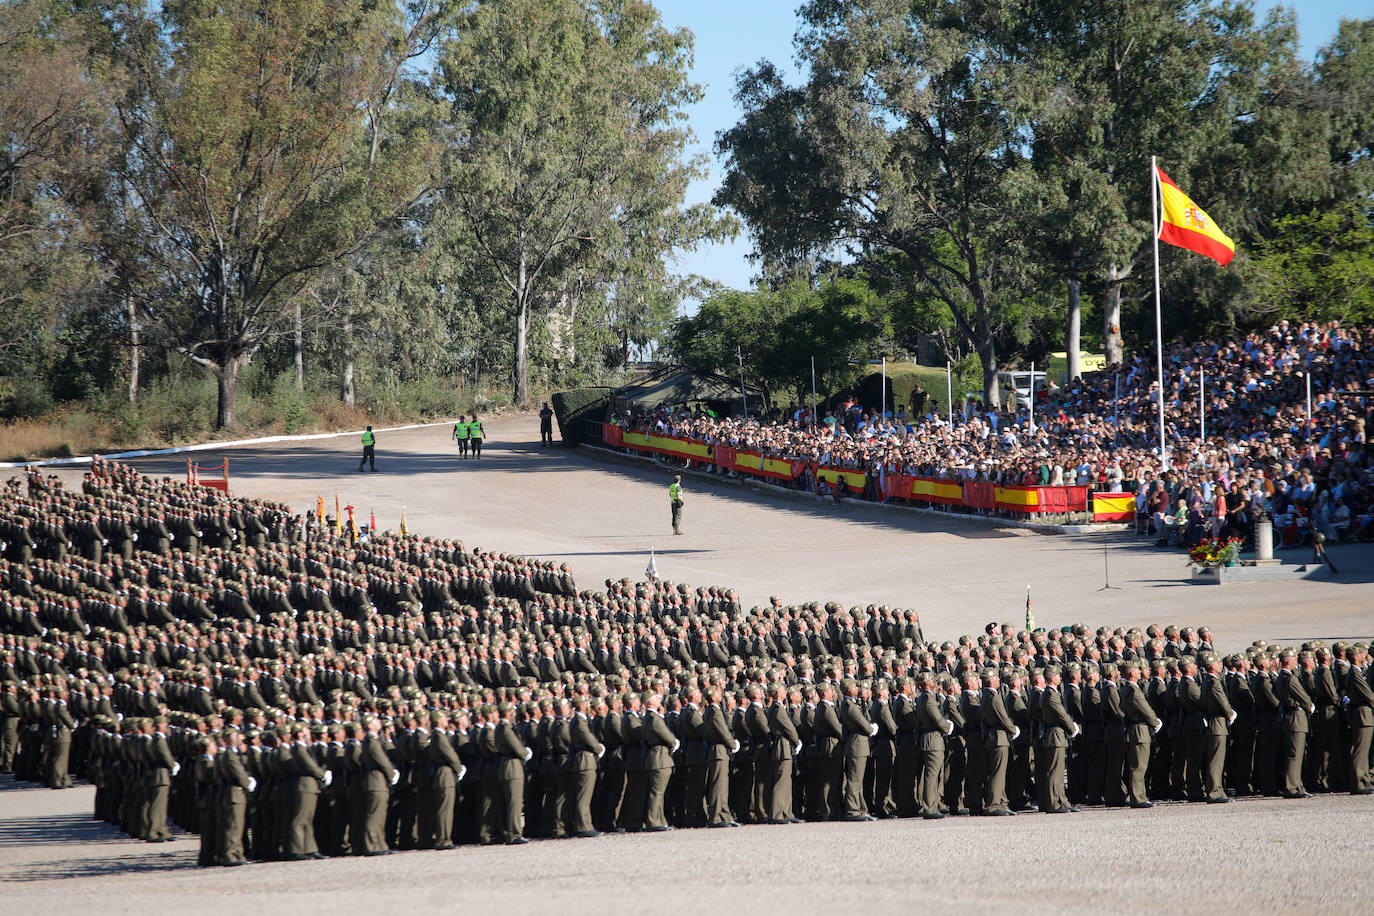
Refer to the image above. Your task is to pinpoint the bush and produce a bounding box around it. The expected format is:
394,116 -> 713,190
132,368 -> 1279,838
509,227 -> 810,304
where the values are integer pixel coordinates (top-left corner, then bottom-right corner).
551,387 -> 611,445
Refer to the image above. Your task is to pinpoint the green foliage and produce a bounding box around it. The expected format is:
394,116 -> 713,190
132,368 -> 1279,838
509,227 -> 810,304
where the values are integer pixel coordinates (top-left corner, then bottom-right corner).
667,278 -> 890,405
550,387 -> 612,445
1248,203 -> 1374,324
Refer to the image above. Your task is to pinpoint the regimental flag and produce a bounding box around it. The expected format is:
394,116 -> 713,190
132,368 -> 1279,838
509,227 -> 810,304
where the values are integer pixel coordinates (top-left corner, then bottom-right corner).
346,504 -> 358,544
400,506 -> 408,538
316,496 -> 325,524
334,494 -> 342,538
1025,585 -> 1035,632
1156,166 -> 1236,266
369,509 -> 376,534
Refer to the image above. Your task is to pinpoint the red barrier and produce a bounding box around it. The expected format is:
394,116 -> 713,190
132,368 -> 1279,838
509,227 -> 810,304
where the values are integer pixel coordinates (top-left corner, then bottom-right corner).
963,481 -> 997,509
604,424 -> 624,447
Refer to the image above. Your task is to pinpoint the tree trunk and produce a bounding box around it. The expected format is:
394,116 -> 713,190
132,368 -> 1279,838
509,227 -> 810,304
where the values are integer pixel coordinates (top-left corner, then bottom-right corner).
1065,246 -> 1081,382
512,249 -> 530,407
340,313 -> 355,407
294,301 -> 304,391
513,292 -> 530,407
127,296 -> 140,406
1103,261 -> 1129,365
978,332 -> 1000,410
215,356 -> 240,431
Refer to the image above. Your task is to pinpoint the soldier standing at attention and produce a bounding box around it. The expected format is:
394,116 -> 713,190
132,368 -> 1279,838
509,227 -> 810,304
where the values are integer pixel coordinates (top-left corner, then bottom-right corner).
453,417 -> 469,459
670,476 -> 684,535
358,426 -> 376,472
469,415 -> 485,458
539,402 -> 555,447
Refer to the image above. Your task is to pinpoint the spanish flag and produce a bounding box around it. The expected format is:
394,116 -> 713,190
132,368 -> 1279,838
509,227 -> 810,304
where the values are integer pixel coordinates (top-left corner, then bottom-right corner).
1156,166 -> 1235,266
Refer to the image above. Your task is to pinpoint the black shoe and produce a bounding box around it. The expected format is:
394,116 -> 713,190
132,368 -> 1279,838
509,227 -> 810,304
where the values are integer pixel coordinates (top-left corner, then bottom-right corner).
433,843 -> 456,850
507,837 -> 530,845
1207,796 -> 1233,804
787,818 -> 805,824
611,827 -> 627,834
1281,791 -> 1314,799
645,825 -> 674,832
573,830 -> 602,838
222,860 -> 246,867
1068,805 -> 1082,812
1351,788 -> 1374,795
310,851 -> 327,859
727,820 -> 741,827
364,849 -> 394,856
707,821 -> 732,828
1044,807 -> 1070,814
841,814 -> 876,822
985,809 -> 1015,816
1129,801 -> 1155,809
285,853 -> 311,861
922,812 -> 947,820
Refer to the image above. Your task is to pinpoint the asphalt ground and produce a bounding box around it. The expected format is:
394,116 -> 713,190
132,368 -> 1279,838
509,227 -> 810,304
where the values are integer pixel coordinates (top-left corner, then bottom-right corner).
8,411 -> 1372,912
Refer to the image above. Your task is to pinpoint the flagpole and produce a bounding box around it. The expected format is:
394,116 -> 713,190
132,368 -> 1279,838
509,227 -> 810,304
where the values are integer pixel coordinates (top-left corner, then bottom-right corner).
1151,155 -> 1169,472
1199,368 -> 1205,441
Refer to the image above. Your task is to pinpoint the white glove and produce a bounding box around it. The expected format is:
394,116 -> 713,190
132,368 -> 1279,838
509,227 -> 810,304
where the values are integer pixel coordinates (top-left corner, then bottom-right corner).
596,747 -> 604,759
171,762 -> 181,776
944,722 -> 954,736
671,739 -> 681,753
390,769 -> 399,786
1011,726 -> 1020,740
457,765 -> 467,781
732,740 -> 741,754
1227,711 -> 1237,726
322,770 -> 333,787
795,743 -> 803,756
1070,723 -> 1081,738
1309,705 -> 1316,714
523,747 -> 533,762
247,776 -> 258,792
868,723 -> 879,737
1152,721 -> 1162,734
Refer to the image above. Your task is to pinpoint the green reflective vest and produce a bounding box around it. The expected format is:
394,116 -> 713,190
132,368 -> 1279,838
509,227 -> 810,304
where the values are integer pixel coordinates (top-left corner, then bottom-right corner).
361,430 -> 375,447
471,421 -> 484,439
669,482 -> 681,501
453,422 -> 469,440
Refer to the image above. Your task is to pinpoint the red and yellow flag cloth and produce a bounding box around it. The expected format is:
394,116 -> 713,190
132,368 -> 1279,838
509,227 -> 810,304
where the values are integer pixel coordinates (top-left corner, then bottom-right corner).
1156,166 -> 1235,266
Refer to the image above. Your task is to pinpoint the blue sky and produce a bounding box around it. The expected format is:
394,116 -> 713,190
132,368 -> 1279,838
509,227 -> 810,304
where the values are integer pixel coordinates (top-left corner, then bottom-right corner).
655,0 -> 1365,303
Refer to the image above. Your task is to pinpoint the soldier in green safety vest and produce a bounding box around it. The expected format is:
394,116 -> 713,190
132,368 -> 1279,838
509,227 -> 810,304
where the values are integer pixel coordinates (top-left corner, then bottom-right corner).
359,426 -> 376,472
470,415 -> 485,459
453,417 -> 470,459
669,475 -> 684,535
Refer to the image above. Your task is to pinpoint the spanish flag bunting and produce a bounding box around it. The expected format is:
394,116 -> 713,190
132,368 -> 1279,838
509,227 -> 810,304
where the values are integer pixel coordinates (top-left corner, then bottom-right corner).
1156,166 -> 1235,266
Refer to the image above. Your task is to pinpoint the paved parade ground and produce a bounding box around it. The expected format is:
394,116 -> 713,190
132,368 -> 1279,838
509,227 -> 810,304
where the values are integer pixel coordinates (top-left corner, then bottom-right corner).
8,412 -> 1374,912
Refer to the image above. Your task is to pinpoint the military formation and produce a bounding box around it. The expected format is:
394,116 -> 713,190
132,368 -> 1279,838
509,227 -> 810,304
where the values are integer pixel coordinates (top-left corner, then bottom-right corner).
2,459 -> 1372,868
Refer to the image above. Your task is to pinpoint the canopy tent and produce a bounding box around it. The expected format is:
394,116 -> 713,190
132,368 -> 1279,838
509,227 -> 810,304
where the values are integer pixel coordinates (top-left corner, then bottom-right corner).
610,365 -> 760,416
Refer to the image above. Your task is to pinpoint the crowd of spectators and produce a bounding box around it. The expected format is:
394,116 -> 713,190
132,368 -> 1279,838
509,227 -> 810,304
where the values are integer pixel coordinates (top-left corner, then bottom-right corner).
613,320 -> 1374,548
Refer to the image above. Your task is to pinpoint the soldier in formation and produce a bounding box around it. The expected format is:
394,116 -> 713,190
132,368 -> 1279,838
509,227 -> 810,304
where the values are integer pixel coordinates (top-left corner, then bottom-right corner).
1,461 -> 1372,868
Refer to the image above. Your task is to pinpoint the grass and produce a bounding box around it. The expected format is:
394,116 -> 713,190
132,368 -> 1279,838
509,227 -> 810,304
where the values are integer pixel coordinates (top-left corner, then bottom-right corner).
0,368 -> 516,463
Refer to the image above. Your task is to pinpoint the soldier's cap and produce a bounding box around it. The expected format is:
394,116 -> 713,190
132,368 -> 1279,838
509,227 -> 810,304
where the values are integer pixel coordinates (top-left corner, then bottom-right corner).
1279,648 -> 1297,659
979,669 -> 997,684
1063,662 -> 1080,673
1101,662 -> 1118,676
1043,665 -> 1062,679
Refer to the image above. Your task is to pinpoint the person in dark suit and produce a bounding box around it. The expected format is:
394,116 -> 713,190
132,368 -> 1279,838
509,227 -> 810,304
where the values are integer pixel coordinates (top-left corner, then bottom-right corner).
980,670 -> 1017,816
1119,661 -> 1160,808
839,678 -> 877,821
701,687 -> 738,827
495,703 -> 531,844
767,684 -> 801,824
359,716 -> 396,855
1199,652 -> 1235,803
565,697 -> 604,837
1276,649 -> 1315,798
1343,644 -> 1374,794
428,712 -> 464,849
639,693 -> 678,831
914,672 -> 953,819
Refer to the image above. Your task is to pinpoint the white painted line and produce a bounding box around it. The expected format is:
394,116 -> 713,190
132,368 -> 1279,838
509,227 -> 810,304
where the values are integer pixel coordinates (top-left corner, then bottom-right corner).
0,420 -> 459,469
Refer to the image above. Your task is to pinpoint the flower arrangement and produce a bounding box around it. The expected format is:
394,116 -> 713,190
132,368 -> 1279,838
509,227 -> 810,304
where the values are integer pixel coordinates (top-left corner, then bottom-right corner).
1189,537 -> 1243,567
